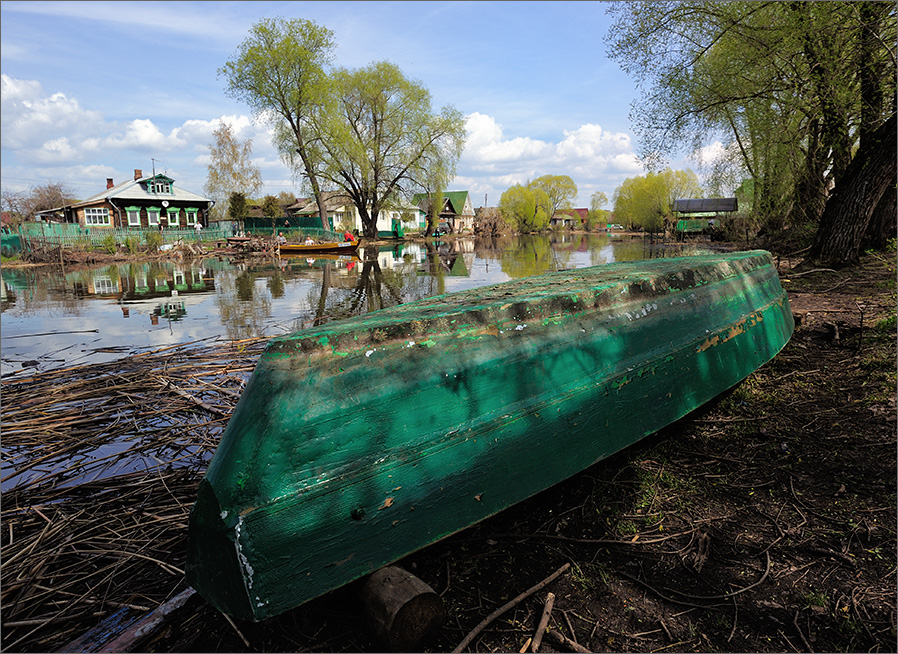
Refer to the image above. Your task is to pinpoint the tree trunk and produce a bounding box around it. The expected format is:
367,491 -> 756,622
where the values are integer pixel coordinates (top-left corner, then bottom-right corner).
809,113 -> 896,267
293,141 -> 330,232
861,180 -> 897,252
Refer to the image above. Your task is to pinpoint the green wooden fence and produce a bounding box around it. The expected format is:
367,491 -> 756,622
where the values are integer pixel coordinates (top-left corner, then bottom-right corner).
23,228 -> 231,250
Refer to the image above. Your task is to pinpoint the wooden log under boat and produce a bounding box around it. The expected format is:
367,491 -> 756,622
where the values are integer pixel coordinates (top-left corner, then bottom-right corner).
186,249 -> 794,622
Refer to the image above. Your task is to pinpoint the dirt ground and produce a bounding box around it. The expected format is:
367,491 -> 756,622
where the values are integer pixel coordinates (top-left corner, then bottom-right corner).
131,248 -> 895,654
3,245 -> 895,653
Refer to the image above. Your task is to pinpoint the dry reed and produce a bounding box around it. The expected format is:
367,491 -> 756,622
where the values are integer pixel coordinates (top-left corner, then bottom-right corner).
1,336 -> 268,652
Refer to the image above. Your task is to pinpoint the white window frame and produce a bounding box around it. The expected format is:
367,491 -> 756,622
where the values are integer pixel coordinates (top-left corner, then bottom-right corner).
167,208 -> 180,227
127,208 -> 141,226
185,209 -> 197,226
147,209 -> 160,226
84,207 -> 111,226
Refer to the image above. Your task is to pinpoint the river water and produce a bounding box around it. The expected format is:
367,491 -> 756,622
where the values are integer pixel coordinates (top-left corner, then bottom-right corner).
1,233 -> 709,378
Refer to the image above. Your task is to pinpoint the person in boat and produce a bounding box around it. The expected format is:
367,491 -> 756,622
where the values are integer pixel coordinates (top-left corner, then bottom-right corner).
304,236 -> 315,245
276,232 -> 287,245
343,230 -> 355,242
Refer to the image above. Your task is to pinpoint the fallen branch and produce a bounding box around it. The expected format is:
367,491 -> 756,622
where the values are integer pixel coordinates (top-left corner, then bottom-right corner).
787,268 -> 837,278
530,592 -> 554,652
547,628 -> 591,653
451,563 -> 570,653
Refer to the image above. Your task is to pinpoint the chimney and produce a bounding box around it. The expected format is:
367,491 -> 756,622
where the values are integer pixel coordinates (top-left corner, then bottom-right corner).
106,178 -> 114,189
134,169 -> 143,181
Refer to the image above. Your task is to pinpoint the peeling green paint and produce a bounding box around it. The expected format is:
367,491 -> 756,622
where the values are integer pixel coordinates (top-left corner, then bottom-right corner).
186,250 -> 794,622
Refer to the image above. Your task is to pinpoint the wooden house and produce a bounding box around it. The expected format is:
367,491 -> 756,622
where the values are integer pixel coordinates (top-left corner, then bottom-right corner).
35,169 -> 214,229
412,191 -> 476,233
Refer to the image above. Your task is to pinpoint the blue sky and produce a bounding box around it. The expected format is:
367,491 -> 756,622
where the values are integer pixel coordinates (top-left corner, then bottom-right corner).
1,1 -> 697,209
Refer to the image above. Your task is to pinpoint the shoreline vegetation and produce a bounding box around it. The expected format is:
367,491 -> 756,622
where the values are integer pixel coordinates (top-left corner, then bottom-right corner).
0,226 -> 701,269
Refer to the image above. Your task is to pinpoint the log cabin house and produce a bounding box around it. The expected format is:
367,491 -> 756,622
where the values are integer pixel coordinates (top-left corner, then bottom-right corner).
35,169 -> 214,229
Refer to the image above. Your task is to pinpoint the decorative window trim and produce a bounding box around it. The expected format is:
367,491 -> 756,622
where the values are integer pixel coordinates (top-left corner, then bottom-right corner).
125,206 -> 141,226
84,207 -> 111,226
147,207 -> 160,225
167,208 -> 180,227
185,207 -> 198,226
148,180 -> 172,194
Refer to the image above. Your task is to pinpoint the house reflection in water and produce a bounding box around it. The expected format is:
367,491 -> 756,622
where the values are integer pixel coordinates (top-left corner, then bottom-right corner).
54,262 -> 218,326
153,300 -> 188,322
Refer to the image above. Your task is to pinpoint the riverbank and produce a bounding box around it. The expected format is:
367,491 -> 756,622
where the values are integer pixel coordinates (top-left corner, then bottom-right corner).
1,248 -> 894,652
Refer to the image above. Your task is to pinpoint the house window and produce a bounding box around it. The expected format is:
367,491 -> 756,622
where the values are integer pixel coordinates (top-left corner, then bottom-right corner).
149,180 -> 171,194
147,208 -> 160,226
167,208 -> 180,227
84,207 -> 111,226
93,275 -> 119,294
185,208 -> 198,226
126,207 -> 141,226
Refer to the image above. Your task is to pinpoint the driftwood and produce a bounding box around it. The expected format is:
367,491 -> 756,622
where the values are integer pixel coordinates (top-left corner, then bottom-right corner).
360,565 -> 445,652
60,588 -> 196,653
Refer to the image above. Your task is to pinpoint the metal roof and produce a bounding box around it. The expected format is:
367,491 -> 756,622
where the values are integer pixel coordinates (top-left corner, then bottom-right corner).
75,175 -> 211,207
673,198 -> 738,213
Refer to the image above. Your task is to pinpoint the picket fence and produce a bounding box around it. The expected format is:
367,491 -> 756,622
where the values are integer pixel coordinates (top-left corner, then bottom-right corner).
24,228 -> 231,250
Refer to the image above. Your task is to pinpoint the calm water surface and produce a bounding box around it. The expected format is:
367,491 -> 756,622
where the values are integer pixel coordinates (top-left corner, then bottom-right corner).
1,234 -> 708,378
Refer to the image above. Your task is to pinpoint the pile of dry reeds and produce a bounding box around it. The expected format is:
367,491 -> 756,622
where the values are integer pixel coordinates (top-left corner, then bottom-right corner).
1,336 -> 268,652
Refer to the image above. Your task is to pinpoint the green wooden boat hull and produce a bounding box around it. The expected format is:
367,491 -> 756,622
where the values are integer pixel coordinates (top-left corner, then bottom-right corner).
186,250 -> 793,621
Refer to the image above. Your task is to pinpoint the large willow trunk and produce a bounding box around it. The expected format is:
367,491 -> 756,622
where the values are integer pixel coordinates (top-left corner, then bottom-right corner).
809,114 -> 896,267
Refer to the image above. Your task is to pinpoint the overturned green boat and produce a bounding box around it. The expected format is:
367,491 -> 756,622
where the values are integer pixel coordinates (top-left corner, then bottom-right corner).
186,249 -> 793,621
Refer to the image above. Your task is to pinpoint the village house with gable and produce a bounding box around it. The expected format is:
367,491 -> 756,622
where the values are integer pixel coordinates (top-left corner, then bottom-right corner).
287,192 -> 427,233
35,169 -> 214,230
412,191 -> 476,233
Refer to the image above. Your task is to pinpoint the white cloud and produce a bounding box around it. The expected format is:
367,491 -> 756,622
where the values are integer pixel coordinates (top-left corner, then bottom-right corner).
456,112 -> 645,206
0,74 -> 105,150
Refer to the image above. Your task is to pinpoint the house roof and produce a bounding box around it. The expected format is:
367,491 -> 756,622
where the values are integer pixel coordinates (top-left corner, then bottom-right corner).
558,208 -> 588,220
289,192 -> 355,215
411,191 -> 472,216
34,174 -> 211,219
72,175 -> 211,207
673,198 -> 738,213
443,191 -> 471,215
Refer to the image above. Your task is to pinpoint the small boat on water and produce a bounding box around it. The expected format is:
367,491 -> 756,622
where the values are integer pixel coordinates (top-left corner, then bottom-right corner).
186,250 -> 794,622
278,240 -> 360,255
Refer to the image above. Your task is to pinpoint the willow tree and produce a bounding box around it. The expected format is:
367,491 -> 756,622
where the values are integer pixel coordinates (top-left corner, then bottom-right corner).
605,1 -> 896,259
220,17 -> 336,231
528,175 -> 578,221
612,168 -> 702,234
499,184 -> 551,233
309,61 -> 466,239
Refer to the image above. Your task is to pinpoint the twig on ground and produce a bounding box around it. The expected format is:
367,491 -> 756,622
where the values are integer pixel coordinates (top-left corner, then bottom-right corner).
451,563 -> 570,653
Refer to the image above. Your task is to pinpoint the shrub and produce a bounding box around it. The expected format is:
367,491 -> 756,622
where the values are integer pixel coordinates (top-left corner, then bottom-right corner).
101,233 -> 117,254
144,231 -> 162,250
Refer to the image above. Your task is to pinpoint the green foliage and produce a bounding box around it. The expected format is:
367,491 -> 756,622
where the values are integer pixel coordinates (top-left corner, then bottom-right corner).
528,175 -> 577,219
261,195 -> 281,223
605,1 -> 896,238
587,191 -> 609,229
123,236 -> 138,254
313,61 -> 466,238
221,17 -> 336,231
499,184 -> 551,232
612,168 -> 702,234
222,19 -> 465,238
101,233 -> 117,254
144,231 -> 162,250
875,314 -> 896,332
228,192 -> 247,222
